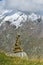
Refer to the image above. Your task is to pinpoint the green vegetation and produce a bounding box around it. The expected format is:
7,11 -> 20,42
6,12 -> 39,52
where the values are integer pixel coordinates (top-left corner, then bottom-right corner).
0,52 -> 43,65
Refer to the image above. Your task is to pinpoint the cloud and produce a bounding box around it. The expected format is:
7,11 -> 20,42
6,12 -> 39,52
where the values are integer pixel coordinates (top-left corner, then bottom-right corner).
0,0 -> 5,8
0,0 -> 5,14
0,0 -> 43,13
33,0 -> 43,4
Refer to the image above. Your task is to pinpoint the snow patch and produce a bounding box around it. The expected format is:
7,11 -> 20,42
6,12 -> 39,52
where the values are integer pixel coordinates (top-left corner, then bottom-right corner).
29,13 -> 40,21
0,10 -> 41,28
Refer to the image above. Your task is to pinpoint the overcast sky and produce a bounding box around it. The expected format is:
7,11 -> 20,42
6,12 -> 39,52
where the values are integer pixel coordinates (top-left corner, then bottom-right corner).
0,0 -> 43,14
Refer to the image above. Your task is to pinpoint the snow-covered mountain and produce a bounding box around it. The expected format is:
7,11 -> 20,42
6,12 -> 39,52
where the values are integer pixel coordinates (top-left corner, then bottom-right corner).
28,13 -> 40,21
3,12 -> 27,28
0,10 -> 42,28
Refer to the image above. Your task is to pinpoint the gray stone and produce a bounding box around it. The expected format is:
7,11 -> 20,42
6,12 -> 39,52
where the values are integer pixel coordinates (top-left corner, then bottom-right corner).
5,52 -> 28,60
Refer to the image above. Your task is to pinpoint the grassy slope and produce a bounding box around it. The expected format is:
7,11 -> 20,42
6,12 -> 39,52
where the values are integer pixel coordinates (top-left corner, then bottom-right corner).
0,52 -> 43,65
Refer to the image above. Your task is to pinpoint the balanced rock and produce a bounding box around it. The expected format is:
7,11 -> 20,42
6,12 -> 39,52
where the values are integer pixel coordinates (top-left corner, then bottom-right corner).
6,34 -> 28,60
13,34 -> 23,53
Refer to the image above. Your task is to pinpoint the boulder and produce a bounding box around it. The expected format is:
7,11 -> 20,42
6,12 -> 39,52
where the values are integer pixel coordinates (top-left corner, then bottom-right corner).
6,52 -> 28,60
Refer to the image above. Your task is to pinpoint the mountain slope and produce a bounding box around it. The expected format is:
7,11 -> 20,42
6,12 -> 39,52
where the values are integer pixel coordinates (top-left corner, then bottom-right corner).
0,10 -> 43,59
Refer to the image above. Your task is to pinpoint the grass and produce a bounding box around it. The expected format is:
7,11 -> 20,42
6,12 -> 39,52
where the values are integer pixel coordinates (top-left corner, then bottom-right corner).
0,52 -> 43,65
